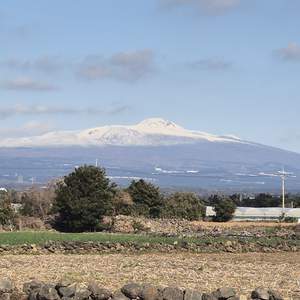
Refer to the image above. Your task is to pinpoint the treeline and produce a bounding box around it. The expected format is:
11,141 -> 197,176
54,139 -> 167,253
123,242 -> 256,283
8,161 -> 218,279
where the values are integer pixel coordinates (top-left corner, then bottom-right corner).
1,165 -> 299,233
0,165 -> 207,232
207,193 -> 300,208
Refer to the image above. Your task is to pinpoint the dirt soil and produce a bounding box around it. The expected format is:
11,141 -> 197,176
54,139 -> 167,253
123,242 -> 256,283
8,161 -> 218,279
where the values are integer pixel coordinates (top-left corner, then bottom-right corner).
1,252 -> 300,299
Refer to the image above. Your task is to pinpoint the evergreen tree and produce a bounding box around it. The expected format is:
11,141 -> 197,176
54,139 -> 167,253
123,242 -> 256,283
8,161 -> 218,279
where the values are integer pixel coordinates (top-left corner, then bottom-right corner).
213,197 -> 237,222
124,179 -> 165,218
52,165 -> 116,232
165,191 -> 206,221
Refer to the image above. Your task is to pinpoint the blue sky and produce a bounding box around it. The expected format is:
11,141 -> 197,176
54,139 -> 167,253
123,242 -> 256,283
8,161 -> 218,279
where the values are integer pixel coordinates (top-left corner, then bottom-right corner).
1,0 -> 300,153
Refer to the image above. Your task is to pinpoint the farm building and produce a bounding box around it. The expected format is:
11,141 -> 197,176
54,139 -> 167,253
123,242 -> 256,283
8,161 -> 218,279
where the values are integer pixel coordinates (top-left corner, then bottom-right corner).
206,206 -> 300,221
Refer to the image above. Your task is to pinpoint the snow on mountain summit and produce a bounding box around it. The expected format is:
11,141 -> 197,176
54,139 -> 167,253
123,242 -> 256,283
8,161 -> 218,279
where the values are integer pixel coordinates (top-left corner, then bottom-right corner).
0,118 -> 248,147
135,118 -> 184,132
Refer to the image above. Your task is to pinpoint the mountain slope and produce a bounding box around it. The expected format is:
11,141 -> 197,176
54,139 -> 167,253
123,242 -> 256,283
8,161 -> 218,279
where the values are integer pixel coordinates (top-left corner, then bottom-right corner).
1,118 -> 300,191
1,118 -> 249,147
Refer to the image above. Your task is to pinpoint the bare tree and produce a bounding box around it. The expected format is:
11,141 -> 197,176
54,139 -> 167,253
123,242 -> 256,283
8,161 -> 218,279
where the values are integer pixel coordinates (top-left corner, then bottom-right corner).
112,190 -> 133,215
20,178 -> 58,220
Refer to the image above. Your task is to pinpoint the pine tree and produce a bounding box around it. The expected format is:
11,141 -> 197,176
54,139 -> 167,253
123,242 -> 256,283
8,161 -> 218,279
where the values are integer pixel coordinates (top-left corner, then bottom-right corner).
52,165 -> 116,232
125,179 -> 165,218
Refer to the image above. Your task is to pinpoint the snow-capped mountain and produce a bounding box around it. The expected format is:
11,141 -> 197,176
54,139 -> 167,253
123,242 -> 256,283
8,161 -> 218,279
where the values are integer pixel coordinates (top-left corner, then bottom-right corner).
1,118 -> 300,191
1,118 -> 248,147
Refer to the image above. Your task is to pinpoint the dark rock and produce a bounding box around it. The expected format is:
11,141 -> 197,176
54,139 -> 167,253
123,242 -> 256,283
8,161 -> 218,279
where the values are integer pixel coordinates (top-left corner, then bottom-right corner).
251,287 -> 269,300
74,287 -> 92,300
0,278 -> 14,294
139,284 -> 163,300
37,283 -> 60,300
23,280 -> 44,294
111,290 -> 131,300
28,292 -> 39,300
55,279 -> 72,289
268,289 -> 283,300
184,289 -> 202,300
57,286 -> 76,298
121,283 -> 141,299
212,287 -> 236,299
43,242 -> 51,249
162,287 -> 184,300
88,283 -> 111,300
201,294 -> 218,300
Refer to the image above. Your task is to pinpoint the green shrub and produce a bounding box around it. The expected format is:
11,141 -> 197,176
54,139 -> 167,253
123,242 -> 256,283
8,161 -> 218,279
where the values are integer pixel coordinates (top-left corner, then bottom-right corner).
124,179 -> 165,218
164,191 -> 206,221
279,213 -> 298,223
213,197 -> 237,222
132,220 -> 150,232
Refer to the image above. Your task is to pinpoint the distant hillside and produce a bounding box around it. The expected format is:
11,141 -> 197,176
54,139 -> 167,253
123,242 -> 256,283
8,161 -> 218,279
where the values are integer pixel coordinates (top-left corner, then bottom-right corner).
0,118 -> 251,147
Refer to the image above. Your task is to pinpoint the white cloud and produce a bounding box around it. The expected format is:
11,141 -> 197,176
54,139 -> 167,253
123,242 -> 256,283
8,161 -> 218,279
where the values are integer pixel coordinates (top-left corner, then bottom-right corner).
109,105 -> 133,115
189,58 -> 233,70
0,50 -> 154,81
273,42 -> 300,61
1,76 -> 59,91
76,61 -> 112,79
0,55 -> 71,72
0,103 -> 82,119
0,102 -> 131,119
0,120 -> 59,139
34,55 -> 71,72
159,0 -> 241,14
76,49 -> 155,81
204,0 -> 241,14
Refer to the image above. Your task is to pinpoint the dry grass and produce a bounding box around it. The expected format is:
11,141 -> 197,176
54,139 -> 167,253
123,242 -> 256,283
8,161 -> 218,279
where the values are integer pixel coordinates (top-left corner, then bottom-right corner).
1,252 -> 300,299
196,221 -> 295,228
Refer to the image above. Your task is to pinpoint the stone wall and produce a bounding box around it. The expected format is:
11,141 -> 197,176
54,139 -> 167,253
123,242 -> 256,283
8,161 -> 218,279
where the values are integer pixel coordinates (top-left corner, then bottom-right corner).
108,216 -> 300,240
0,240 -> 299,255
0,277 -> 287,300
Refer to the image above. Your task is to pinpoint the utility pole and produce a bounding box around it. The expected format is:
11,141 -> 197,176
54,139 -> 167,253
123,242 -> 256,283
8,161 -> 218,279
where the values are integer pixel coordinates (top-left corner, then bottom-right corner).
260,167 -> 295,214
281,169 -> 286,214
276,167 -> 295,214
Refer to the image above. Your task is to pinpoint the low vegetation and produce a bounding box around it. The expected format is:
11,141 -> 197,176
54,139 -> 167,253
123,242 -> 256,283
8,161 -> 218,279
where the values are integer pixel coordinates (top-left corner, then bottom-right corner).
0,165 -> 299,234
213,197 -> 237,222
0,231 -> 298,246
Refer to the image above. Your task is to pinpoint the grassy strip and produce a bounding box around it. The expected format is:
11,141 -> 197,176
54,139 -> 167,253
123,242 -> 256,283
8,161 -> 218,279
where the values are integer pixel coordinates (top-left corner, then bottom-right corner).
0,232 -> 180,245
0,232 -> 297,246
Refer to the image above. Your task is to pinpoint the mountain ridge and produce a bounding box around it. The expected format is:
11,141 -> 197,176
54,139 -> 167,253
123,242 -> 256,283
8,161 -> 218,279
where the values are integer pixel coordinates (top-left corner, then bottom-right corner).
1,118 -> 300,191
2,118 -> 252,148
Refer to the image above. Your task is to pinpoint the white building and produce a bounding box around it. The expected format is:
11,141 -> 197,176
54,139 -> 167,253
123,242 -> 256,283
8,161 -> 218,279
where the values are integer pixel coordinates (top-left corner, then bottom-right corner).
206,206 -> 300,221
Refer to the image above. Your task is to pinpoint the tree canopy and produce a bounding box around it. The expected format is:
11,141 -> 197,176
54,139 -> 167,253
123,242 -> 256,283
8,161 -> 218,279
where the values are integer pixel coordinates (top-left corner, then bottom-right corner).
242,193 -> 282,207
213,197 -> 237,222
165,191 -> 206,221
52,165 -> 116,232
19,179 -> 56,220
124,179 -> 165,218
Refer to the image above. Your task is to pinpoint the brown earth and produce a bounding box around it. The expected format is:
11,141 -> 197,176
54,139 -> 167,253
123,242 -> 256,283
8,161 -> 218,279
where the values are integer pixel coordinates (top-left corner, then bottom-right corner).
1,252 -> 300,299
